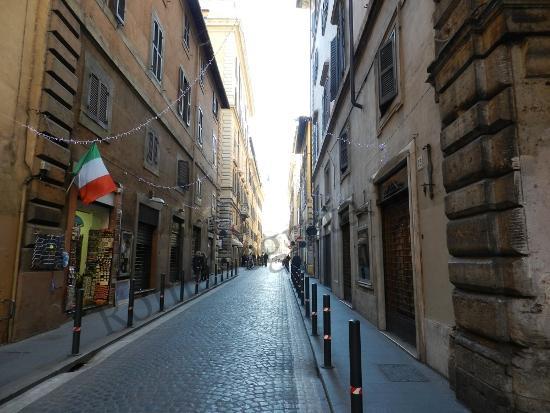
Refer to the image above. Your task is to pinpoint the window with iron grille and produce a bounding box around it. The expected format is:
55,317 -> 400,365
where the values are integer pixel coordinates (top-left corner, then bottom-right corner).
339,132 -> 349,173
183,14 -> 190,49
378,29 -> 398,114
177,67 -> 191,125
197,107 -> 203,146
151,18 -> 164,82
144,128 -> 159,172
177,159 -> 190,189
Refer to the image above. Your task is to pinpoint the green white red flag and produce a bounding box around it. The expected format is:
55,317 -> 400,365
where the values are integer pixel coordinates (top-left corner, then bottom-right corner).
73,143 -> 116,204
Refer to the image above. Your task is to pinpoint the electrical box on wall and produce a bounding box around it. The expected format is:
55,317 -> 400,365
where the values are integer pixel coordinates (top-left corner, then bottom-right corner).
416,155 -> 424,171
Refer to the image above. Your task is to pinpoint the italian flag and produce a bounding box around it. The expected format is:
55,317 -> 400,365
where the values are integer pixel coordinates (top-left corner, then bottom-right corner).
73,143 -> 116,204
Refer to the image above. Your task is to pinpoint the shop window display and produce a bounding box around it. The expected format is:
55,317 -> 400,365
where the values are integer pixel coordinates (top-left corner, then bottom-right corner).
67,202 -> 114,309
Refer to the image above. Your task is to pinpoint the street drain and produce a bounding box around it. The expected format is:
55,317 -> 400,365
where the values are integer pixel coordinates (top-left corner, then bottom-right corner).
377,364 -> 429,382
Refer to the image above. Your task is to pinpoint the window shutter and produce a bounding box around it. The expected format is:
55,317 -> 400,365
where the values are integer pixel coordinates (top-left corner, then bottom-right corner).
177,160 -> 190,189
378,33 -> 397,107
98,82 -> 109,125
340,134 -> 348,172
177,68 -> 184,117
330,36 -> 339,101
88,74 -> 99,117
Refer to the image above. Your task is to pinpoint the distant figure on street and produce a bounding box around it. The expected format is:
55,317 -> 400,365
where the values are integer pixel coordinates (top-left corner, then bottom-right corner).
193,251 -> 206,281
263,252 -> 269,267
282,255 -> 290,272
291,254 -> 302,278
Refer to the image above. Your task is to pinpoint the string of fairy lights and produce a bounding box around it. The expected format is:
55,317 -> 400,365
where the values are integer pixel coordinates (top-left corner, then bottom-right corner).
3,18 -> 240,202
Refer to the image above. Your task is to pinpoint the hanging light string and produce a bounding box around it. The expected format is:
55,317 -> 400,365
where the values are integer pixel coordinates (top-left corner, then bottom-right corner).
11,18 -> 239,146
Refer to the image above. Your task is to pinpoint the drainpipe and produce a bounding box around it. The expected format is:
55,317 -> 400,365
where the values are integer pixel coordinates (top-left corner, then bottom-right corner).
348,0 -> 363,109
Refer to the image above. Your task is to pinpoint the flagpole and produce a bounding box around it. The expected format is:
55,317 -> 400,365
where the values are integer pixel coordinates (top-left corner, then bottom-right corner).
66,174 -> 77,193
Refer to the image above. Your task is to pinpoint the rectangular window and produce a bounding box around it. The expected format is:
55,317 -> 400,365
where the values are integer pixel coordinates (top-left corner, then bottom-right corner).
87,73 -> 111,129
197,107 -> 203,146
144,128 -> 159,171
212,133 -> 218,167
212,93 -> 219,119
321,0 -> 328,35
324,164 -> 331,199
322,79 -> 330,135
151,18 -> 164,82
312,49 -> 319,84
312,120 -> 319,162
177,68 -> 191,125
196,179 -> 202,201
177,159 -> 190,189
211,194 -> 216,215
340,132 -> 349,173
358,228 -> 370,283
199,58 -> 206,89
183,14 -> 190,49
111,0 -> 125,24
378,29 -> 398,113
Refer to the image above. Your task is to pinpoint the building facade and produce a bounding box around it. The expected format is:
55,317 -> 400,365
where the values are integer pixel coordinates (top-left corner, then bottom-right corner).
0,0 -> 228,343
203,6 -> 264,264
304,0 -> 455,382
428,2 -> 550,412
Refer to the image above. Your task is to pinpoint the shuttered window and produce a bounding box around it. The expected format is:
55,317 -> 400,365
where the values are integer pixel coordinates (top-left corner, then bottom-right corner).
312,49 -> 318,84
177,160 -> 190,189
212,133 -> 218,167
378,30 -> 398,110
151,19 -> 164,82
339,132 -> 349,173
321,0 -> 328,35
87,73 -> 110,129
322,79 -> 330,135
330,36 -> 339,100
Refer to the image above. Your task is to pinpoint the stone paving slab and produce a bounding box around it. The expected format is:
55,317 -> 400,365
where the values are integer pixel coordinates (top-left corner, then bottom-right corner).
291,277 -> 470,413
0,272 -> 237,404
5,268 -> 329,412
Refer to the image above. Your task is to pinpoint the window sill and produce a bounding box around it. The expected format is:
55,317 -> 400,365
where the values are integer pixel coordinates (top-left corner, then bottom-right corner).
377,100 -> 402,136
356,280 -> 373,290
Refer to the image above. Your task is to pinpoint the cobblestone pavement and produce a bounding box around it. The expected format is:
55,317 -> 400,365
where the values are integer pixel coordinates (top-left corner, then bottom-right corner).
18,268 -> 329,413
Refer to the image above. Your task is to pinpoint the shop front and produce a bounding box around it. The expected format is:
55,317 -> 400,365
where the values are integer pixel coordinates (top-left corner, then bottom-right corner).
66,194 -> 116,311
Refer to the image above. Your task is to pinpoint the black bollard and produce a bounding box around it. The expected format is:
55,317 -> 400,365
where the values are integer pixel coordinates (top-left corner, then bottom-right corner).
179,270 -> 185,302
127,279 -> 135,327
231,263 -> 234,277
349,320 -> 363,412
311,283 -> 318,336
235,260 -> 238,276
221,263 -> 224,281
71,288 -> 84,355
159,273 -> 165,312
305,276 -> 310,318
214,264 -> 218,285
300,273 -> 305,306
226,261 -> 229,279
323,294 -> 332,368
195,273 -> 199,295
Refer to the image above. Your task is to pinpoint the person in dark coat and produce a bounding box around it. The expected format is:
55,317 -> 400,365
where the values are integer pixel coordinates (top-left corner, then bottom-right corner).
291,254 -> 302,277
263,252 -> 269,267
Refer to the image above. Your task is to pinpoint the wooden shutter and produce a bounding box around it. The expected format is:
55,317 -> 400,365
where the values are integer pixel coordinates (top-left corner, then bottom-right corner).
379,32 -> 397,107
98,82 -> 109,125
330,36 -> 339,100
340,134 -> 348,172
177,160 -> 190,189
88,73 -> 99,118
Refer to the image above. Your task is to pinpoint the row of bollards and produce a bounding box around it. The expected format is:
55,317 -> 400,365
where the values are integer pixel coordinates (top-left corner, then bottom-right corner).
291,272 -> 363,413
72,260 -> 241,356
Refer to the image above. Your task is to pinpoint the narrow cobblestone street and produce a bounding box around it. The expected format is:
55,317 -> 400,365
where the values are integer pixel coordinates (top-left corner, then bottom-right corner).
12,268 -> 329,413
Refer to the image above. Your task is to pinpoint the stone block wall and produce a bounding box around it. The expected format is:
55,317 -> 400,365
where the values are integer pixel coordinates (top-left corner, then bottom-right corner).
429,1 -> 550,412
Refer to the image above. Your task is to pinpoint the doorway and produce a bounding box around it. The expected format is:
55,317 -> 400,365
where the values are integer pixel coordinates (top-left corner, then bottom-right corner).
382,190 -> 416,347
341,222 -> 352,302
322,233 -> 331,287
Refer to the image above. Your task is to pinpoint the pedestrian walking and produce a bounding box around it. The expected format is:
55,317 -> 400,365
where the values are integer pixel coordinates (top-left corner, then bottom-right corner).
193,251 -> 205,281
263,252 -> 268,267
291,253 -> 302,278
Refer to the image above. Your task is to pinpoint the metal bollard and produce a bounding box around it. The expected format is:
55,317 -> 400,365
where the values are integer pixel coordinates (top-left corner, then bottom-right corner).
323,294 -> 332,368
195,273 -> 199,295
71,288 -> 84,355
349,320 -> 363,412
231,263 -> 234,277
159,273 -> 165,312
226,261 -> 229,279
300,273 -> 305,306
311,283 -> 318,336
214,264 -> 218,285
305,276 -> 310,318
235,260 -> 238,276
179,270 -> 185,302
127,279 -> 135,328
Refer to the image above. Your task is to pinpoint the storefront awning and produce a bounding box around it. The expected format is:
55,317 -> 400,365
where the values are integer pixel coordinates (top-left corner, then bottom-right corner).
231,237 -> 243,248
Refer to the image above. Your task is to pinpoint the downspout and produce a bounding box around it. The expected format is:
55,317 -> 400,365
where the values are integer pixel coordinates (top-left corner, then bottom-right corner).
348,0 -> 363,109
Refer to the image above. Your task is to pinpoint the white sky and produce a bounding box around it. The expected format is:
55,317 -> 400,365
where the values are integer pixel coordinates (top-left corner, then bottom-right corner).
205,0 -> 310,236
